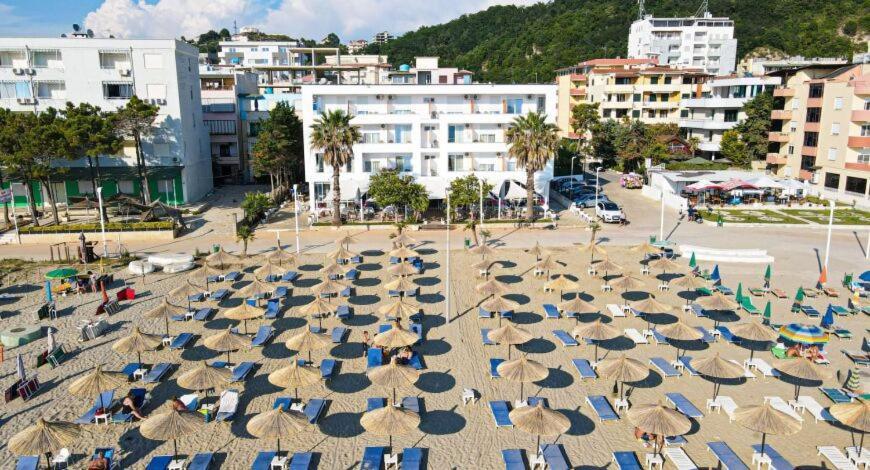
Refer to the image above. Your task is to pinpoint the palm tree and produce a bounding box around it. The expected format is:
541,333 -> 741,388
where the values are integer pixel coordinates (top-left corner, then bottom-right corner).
687,136 -> 701,158
310,109 -> 361,226
464,220 -> 479,246
505,112 -> 560,222
236,225 -> 255,256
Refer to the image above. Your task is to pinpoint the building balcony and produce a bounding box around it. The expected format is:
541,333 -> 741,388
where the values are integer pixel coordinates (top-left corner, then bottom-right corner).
603,84 -> 636,93
851,110 -> 870,122
642,101 -> 678,109
798,169 -> 815,181
698,141 -> 720,152
854,83 -> 870,95
771,110 -> 792,120
569,88 -> 586,96
804,122 -> 820,133
807,98 -> 823,108
802,146 -> 818,157
680,97 -> 746,108
845,162 -> 870,172
601,101 -> 633,109
570,74 -> 586,82
773,87 -> 795,97
765,153 -> 788,165
848,136 -> 870,148
768,132 -> 790,143
679,119 -> 735,130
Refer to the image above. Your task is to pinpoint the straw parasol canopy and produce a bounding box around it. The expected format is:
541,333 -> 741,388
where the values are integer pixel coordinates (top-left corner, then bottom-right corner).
285,327 -> 332,363
534,256 -> 560,274
775,358 -> 832,399
383,276 -> 417,293
659,320 -> 704,361
632,295 -> 672,329
392,232 -> 418,246
204,328 -> 251,364
472,258 -> 493,271
168,280 -> 202,311
327,245 -> 358,262
475,278 -> 508,297
335,232 -> 357,248
268,360 -> 322,399
247,407 -> 308,454
732,321 -> 779,360
145,298 -> 187,336
320,262 -> 346,278
674,274 -> 708,290
631,241 -> 661,257
497,356 -> 549,401
255,262 -> 282,279
390,244 -> 420,259
545,275 -> 580,297
372,320 -> 419,349
112,326 -> 162,366
596,258 -> 623,277
9,418 -> 81,468
528,241 -> 546,260
68,365 -> 127,410
597,354 -> 649,400
578,242 -> 607,262
559,295 -> 598,316
367,356 -> 421,402
698,292 -> 739,311
189,265 -> 223,289
266,247 -> 297,266
734,402 -> 802,458
205,247 -> 242,269
482,295 -> 520,315
691,353 -> 745,400
312,277 -> 347,297
388,261 -> 419,277
830,400 -> 870,457
468,243 -> 495,258
378,297 -> 421,321
299,296 -> 337,321
224,302 -> 265,334
628,402 -> 692,454
611,274 -> 646,293
177,361 -> 230,394
572,319 -> 621,361
240,277 -> 273,299
140,401 -> 204,459
488,323 -> 533,359
649,257 -> 681,274
360,400 -> 421,448
509,401 -> 570,452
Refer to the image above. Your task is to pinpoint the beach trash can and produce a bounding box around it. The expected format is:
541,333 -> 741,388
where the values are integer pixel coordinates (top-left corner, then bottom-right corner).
716,214 -> 724,227
465,238 -> 471,248
212,244 -> 220,253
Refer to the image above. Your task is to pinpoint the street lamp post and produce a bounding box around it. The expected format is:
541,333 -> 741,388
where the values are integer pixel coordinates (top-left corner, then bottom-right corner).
823,200 -> 835,270
293,184 -> 301,255
570,156 -> 577,200
445,189 -> 451,324
659,191 -> 666,243
594,167 -> 601,208
478,179 -> 484,229
96,187 -> 107,258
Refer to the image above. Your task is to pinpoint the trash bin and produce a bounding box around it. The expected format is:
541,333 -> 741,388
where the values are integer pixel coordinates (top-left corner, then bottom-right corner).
212,244 -> 220,253
716,214 -> 724,227
649,235 -> 656,244
464,238 -> 471,248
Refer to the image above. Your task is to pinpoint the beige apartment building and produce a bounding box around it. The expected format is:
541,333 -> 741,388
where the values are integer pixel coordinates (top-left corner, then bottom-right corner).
555,59 -> 707,138
766,63 -> 869,205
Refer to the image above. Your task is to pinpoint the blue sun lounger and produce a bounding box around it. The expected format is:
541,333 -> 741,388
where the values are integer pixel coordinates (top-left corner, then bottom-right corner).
490,358 -> 505,378
572,358 -> 597,379
402,396 -> 421,414
289,452 -> 313,470
502,449 -> 526,470
408,351 -> 424,370
587,395 -> 619,422
321,359 -> 337,379
336,304 -> 351,319
252,451 -> 277,470
193,307 -> 213,321
146,455 -> 172,470
224,271 -> 241,282
541,444 -> 571,470
651,329 -> 669,345
650,357 -> 681,377
187,453 -> 214,470
169,333 -> 193,350
750,445 -> 793,470
612,451 -> 642,470
553,330 -> 579,346
340,286 -> 353,297
527,396 -> 548,407
303,398 -> 326,423
112,388 -> 147,423
479,306 -> 492,318
690,304 -> 707,317
75,390 -> 115,423
367,348 -> 384,369
361,447 -> 385,470
209,289 -> 229,301
331,327 -> 347,343
281,271 -> 299,282
489,401 -> 513,427
820,387 -> 853,403
402,448 -> 423,470
678,357 -> 700,376
715,326 -> 739,343
252,326 -> 274,347
230,362 -> 255,382
264,300 -> 281,319
16,456 -> 38,470
666,392 -> 703,418
499,309 -> 512,319
121,362 -> 141,380
142,363 -> 172,383
801,305 -> 821,317
707,442 -> 748,470
188,293 -> 205,302
482,328 -> 495,345
345,269 -> 359,280
273,397 -> 293,410
543,304 -> 560,319
695,326 -> 716,343
367,397 -> 386,411
265,274 -> 281,283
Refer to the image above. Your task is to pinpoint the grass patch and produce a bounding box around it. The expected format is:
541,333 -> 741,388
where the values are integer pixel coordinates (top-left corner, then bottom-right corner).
20,221 -> 174,234
699,209 -> 804,224
779,208 -> 870,225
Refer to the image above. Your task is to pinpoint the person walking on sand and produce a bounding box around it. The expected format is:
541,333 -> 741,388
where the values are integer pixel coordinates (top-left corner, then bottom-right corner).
362,331 -> 371,356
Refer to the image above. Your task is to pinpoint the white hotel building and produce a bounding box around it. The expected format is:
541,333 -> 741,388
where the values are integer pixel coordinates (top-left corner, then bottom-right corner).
300,84 -> 558,204
628,13 -> 738,75
0,36 -> 212,204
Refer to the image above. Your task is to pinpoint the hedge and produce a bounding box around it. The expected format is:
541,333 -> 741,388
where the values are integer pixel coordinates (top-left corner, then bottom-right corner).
20,221 -> 174,234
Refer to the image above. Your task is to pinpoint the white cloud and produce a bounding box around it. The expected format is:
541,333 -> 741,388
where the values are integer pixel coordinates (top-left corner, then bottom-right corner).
81,0 -> 543,41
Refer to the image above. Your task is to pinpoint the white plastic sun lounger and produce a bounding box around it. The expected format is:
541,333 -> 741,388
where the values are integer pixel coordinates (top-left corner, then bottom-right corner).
817,446 -> 859,470
624,328 -> 648,345
746,358 -> 780,377
728,359 -> 756,379
607,304 -> 626,318
795,396 -> 834,423
764,396 -> 804,422
715,396 -> 739,422
663,447 -> 699,470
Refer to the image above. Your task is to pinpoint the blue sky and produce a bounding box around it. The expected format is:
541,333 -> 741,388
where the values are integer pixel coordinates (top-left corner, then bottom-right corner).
0,1 -> 104,37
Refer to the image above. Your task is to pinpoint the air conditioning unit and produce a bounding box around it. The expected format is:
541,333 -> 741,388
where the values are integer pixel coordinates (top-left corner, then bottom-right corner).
472,95 -> 479,100
526,94 -> 532,99
387,95 -> 394,100
12,68 -> 24,75
118,69 -> 132,77
463,95 -> 470,99
811,172 -> 819,184
25,68 -> 35,75
17,98 -> 34,105
375,94 -> 383,99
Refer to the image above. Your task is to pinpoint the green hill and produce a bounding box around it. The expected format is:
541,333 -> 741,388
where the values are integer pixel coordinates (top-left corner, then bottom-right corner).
365,0 -> 869,82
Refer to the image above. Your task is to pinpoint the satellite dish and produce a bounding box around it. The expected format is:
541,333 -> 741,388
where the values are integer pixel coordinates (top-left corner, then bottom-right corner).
87,29 -> 94,37
72,24 -> 81,32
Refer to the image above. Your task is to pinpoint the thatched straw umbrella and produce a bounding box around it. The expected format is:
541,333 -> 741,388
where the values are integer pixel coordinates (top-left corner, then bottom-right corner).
830,400 -> 870,458
631,295 -> 672,331
392,232 -> 418,246
533,256 -> 560,278
388,261 -> 419,277
204,328 -> 251,364
189,265 -> 223,291
673,275 -> 708,307
372,320 -> 419,350
177,361 -> 230,395
559,295 -> 598,318
320,262 -> 346,279
487,323 -> 533,359
112,326 -> 162,366
578,242 -> 607,264
367,356 -> 421,403
68,365 -> 127,411
327,246 -> 358,263
205,247 -> 242,270
611,274 -> 646,295
497,356 -> 549,401
360,400 -> 420,448
732,321 -> 778,360
690,353 -> 745,400
266,247 -> 297,267
299,297 -> 336,328
697,292 -> 739,316
224,302 -> 265,334
596,258 -> 623,281
572,320 -> 621,361
9,418 -> 80,470
628,402 -> 692,455
774,358 -> 832,400
335,232 -> 357,249
255,262 -> 282,280
247,407 -> 308,454
527,241 -> 546,261
468,243 -> 495,259
268,360 -> 322,400
378,297 -> 421,322
734,402 -> 802,459
631,241 -> 661,258
390,245 -> 420,260
509,402 -> 570,453
384,276 -> 417,294
240,277 -> 273,300
482,295 -> 521,323
140,401 -> 203,460
597,354 -> 649,401
168,281 -> 201,312
545,275 -> 580,300
312,277 -> 347,298
475,278 -> 508,298
145,299 -> 187,336
285,327 -> 331,363
659,320 -> 704,361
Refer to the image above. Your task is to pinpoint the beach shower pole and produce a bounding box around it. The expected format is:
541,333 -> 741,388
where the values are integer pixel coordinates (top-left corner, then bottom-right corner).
824,200 -> 834,270
479,179 -> 484,228
97,187 -> 107,259
446,189 -> 451,324
293,184 -> 301,255
659,192 -> 665,243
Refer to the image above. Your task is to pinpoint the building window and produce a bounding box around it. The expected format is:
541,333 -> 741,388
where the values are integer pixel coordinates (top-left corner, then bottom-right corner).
679,109 -> 688,118
724,110 -> 738,122
787,145 -> 794,155
801,156 -> 816,171
448,154 -> 466,172
824,172 -> 840,189
35,81 -> 65,99
615,77 -> 632,85
805,107 -> 821,123
362,132 -> 380,144
862,124 -> 870,137
633,110 -> 641,118
505,99 -> 523,114
664,76 -> 672,84
808,83 -> 824,98
791,98 -> 800,110
394,156 -> 410,172
31,50 -> 61,68
205,120 -> 236,135
803,132 -> 818,147
314,182 -> 330,201
633,94 -> 641,102
833,97 -> 843,110
315,154 -> 325,172
650,76 -> 659,85
102,82 -> 133,99
831,122 -> 840,135
248,122 -> 261,137
789,121 -> 797,133
827,147 -> 838,161
857,149 -> 870,164
537,96 -> 545,111
845,176 -> 867,194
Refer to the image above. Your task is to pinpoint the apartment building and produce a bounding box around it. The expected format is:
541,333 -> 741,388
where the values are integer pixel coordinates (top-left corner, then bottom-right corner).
347,40 -> 368,54
373,32 -> 394,44
766,63 -> 870,205
300,84 -> 557,205
323,54 -> 391,85
0,35 -> 212,206
737,55 -> 848,77
385,57 -> 473,85
680,75 -> 780,159
199,66 -> 259,184
628,12 -> 737,75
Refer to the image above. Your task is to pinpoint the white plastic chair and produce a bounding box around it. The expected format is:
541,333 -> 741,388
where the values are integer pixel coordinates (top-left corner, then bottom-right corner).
384,453 -> 399,469
530,453 -> 546,469
52,448 -> 71,469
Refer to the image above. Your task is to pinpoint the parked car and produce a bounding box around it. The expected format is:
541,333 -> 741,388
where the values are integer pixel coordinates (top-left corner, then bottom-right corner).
572,193 -> 609,208
596,201 -> 624,223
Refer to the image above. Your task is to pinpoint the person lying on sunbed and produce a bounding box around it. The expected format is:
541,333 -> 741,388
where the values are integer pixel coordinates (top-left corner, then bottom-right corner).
122,390 -> 147,420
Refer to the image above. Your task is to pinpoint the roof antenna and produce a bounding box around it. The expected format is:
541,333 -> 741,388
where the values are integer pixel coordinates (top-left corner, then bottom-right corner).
637,0 -> 645,20
693,0 -> 709,17
233,20 -> 238,35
